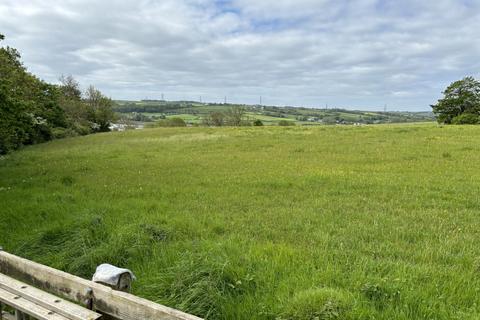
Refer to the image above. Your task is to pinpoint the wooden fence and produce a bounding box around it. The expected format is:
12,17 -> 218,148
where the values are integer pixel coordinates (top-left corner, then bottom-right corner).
0,249 -> 203,320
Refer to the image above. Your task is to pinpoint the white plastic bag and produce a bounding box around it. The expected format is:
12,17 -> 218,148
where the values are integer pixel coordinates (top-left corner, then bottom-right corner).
92,264 -> 136,287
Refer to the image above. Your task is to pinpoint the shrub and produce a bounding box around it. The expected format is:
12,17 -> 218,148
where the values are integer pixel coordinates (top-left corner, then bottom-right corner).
451,113 -> 479,124
155,117 -> 187,127
278,120 -> 295,126
253,119 -> 264,126
203,112 -> 225,126
52,127 -> 78,139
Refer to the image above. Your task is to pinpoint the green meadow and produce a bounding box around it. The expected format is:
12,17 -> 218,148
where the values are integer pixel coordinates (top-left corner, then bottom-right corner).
1,124 -> 479,319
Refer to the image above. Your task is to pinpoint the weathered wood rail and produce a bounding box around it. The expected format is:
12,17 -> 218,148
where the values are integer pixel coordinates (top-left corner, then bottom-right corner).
0,250 -> 203,320
0,272 -> 102,320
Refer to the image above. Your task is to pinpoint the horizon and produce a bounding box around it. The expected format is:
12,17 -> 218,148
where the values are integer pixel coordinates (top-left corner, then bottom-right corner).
116,98 -> 434,113
1,0 -> 479,112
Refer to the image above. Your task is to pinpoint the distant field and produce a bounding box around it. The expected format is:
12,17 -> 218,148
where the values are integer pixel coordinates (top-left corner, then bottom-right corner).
114,100 -> 436,125
165,114 -> 202,123
1,124 -> 479,319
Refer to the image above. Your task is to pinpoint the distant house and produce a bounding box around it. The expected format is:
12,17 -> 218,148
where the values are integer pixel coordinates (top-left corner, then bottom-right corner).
109,123 -> 127,131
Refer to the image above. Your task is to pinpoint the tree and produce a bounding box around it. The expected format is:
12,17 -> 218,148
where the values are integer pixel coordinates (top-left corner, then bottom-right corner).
1,34 -> 120,153
84,85 -> 115,132
202,112 -> 225,126
225,106 -> 245,126
0,34 -> 68,153
59,74 -> 82,100
57,75 -> 91,134
431,77 -> 480,124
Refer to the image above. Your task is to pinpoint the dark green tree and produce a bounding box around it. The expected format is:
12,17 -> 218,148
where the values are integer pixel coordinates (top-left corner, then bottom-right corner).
0,34 -> 67,153
253,119 -> 263,126
58,75 -> 91,135
431,77 -> 480,124
1,34 -> 119,153
84,85 -> 115,132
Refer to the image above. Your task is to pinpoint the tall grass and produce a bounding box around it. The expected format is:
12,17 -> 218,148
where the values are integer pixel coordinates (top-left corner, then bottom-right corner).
1,124 -> 479,319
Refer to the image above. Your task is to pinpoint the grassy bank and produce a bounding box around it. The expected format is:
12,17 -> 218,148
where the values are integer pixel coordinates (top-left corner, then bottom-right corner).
1,124 -> 479,319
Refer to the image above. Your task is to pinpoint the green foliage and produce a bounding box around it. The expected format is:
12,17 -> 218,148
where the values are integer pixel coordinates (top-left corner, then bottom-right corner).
451,113 -> 479,124
84,85 -> 115,132
202,107 -> 246,127
432,77 -> 480,124
278,120 -> 296,126
0,36 -> 114,153
51,127 -> 78,139
203,112 -> 225,126
114,100 -> 435,126
253,119 -> 264,126
58,75 -> 91,133
152,117 -> 187,127
225,106 -> 245,126
0,36 -> 66,153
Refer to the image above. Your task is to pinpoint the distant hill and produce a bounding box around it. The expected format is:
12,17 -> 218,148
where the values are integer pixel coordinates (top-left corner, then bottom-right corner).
113,100 -> 435,125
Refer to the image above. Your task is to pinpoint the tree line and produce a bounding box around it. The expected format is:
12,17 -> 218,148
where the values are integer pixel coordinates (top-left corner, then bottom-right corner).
114,102 -> 193,114
0,34 -> 115,154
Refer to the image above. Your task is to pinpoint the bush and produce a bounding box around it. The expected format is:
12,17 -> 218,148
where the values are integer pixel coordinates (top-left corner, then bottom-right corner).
155,118 -> 187,127
203,112 -> 225,126
278,120 -> 296,126
253,119 -> 264,126
52,127 -> 78,139
451,113 -> 479,124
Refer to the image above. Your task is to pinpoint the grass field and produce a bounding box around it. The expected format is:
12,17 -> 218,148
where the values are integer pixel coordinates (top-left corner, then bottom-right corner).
1,124 -> 480,319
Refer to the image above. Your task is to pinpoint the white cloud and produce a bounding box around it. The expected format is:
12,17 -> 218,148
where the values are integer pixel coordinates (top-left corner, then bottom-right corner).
1,0 -> 480,110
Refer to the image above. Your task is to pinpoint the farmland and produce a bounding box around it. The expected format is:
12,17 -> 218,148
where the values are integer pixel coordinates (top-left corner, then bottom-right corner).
1,124 -> 479,319
114,100 -> 435,126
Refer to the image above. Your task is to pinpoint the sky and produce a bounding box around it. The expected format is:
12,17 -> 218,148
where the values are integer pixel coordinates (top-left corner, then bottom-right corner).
1,0 -> 479,111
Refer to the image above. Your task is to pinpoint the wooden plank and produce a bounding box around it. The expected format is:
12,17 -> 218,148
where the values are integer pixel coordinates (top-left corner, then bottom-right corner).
0,312 -> 15,320
0,273 -> 101,320
2,310 -> 16,320
0,287 -> 70,320
1,311 -> 15,320
0,251 -> 203,320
